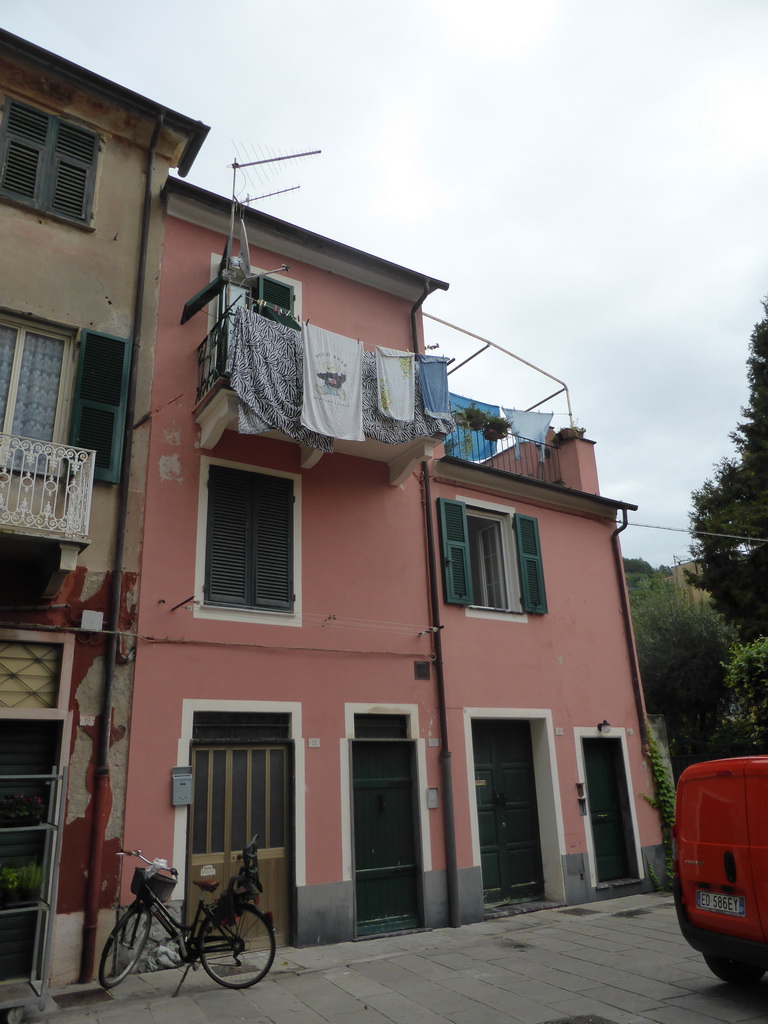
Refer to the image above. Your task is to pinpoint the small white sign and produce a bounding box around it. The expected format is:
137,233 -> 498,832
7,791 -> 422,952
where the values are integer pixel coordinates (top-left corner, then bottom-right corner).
308,738 -> 320,748
80,714 -> 95,727
200,864 -> 216,877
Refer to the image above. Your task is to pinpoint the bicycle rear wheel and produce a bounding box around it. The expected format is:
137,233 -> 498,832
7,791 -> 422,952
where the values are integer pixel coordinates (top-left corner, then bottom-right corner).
200,903 -> 276,988
98,904 -> 153,988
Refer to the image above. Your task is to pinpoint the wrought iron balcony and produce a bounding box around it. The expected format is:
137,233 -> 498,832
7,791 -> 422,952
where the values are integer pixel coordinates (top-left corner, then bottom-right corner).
0,433 -> 95,543
444,431 -> 563,485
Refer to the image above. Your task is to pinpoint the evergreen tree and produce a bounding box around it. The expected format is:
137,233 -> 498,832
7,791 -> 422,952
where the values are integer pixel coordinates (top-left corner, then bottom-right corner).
689,300 -> 768,640
630,578 -> 737,753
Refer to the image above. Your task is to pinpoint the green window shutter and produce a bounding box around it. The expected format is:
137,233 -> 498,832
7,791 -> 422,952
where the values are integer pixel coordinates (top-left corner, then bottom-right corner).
515,514 -> 547,614
0,100 -> 97,222
205,465 -> 294,611
205,465 -> 251,606
0,101 -> 49,202
69,331 -> 130,483
50,120 -> 97,221
258,277 -> 294,314
437,498 -> 473,605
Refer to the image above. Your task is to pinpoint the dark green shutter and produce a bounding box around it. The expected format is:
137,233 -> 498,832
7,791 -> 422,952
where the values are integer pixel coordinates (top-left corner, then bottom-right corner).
0,100 -> 97,222
205,465 -> 251,606
69,331 -> 130,483
515,514 -> 547,614
50,120 -> 97,221
258,277 -> 293,313
1,101 -> 48,202
437,498 -> 473,605
254,473 -> 294,609
205,465 -> 294,611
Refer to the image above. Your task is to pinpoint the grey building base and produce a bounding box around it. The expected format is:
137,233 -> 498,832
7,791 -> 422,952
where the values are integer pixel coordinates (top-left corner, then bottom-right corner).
294,866 -> 484,946
293,849 -> 666,946
561,844 -> 665,904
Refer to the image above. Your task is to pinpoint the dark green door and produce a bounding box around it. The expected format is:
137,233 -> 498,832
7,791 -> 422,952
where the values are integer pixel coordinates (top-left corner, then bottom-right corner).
352,741 -> 419,935
584,738 -> 630,881
473,720 -> 544,905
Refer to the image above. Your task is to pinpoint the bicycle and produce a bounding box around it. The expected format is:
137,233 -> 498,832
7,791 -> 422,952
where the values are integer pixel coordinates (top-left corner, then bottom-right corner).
98,835 -> 276,992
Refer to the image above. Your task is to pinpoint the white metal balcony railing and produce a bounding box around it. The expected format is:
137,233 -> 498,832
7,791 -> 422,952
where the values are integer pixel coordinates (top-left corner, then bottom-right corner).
0,433 -> 96,542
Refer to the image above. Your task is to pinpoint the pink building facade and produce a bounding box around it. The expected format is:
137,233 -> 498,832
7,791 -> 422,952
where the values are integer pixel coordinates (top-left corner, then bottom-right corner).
122,178 -> 662,947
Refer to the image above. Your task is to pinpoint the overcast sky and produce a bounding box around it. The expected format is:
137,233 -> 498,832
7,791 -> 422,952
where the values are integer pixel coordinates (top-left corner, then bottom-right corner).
5,0 -> 768,566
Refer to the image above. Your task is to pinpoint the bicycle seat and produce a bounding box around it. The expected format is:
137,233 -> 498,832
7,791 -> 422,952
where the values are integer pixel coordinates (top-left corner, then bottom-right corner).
193,878 -> 220,893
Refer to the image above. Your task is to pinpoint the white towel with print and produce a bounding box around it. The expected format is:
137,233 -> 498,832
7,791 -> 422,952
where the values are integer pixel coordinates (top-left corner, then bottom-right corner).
375,347 -> 415,421
301,323 -> 364,441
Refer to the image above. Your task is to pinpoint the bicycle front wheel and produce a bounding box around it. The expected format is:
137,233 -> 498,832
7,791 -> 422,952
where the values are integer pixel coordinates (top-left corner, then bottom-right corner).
98,904 -> 153,988
200,903 -> 276,988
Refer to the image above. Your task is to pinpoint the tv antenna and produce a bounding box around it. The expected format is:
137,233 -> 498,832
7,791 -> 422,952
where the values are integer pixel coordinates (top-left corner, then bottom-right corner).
229,148 -> 321,206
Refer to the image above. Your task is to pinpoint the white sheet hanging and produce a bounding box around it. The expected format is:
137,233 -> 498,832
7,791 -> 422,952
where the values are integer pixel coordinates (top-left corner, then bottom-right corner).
301,323 -> 364,441
375,347 -> 415,421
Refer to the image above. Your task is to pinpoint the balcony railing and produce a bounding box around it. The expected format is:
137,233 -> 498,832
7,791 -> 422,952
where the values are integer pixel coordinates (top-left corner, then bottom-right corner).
445,432 -> 563,485
197,316 -> 230,404
0,433 -> 96,542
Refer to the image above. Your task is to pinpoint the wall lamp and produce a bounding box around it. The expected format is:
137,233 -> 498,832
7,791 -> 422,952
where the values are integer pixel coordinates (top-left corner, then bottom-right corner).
597,720 -> 612,733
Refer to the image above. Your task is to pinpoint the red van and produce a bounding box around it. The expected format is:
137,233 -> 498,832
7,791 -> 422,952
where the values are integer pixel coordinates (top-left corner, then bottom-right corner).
674,756 -> 768,984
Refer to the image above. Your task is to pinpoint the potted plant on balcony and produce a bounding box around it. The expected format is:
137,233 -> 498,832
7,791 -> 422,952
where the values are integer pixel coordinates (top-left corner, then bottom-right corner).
18,861 -> 43,902
1,866 -> 21,906
453,404 -> 488,432
554,424 -> 586,443
482,414 -> 511,443
0,793 -> 44,828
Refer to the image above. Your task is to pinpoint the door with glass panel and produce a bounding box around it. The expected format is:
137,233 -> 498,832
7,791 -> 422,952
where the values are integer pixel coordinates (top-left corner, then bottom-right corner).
189,745 -> 289,944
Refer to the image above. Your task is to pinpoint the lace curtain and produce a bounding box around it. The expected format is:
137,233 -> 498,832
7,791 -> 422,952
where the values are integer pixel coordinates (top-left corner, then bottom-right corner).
0,325 -> 64,440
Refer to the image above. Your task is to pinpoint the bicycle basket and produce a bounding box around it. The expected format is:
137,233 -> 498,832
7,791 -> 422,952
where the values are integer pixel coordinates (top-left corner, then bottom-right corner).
131,866 -> 176,903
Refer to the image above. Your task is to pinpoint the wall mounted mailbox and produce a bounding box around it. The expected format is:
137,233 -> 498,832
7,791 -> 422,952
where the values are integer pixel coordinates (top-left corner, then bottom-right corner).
171,766 -> 193,806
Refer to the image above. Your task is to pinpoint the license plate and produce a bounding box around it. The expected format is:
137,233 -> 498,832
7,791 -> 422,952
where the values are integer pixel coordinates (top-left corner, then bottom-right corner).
696,890 -> 746,917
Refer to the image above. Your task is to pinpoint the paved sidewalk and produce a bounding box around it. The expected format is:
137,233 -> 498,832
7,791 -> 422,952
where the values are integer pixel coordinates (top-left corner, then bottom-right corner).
23,892 -> 768,1024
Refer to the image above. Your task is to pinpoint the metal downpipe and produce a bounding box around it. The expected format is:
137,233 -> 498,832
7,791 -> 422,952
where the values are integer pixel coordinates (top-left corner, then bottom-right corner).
611,508 -> 647,743
411,287 -> 461,928
79,112 -> 164,983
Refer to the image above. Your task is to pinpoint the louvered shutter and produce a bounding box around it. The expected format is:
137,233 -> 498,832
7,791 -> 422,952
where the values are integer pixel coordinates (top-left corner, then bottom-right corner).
50,120 -> 97,220
205,466 -> 294,611
515,514 -> 547,614
258,277 -> 294,314
437,498 -> 473,605
254,474 -> 294,609
0,100 -> 97,222
0,101 -> 48,202
205,465 -> 252,606
69,331 -> 130,483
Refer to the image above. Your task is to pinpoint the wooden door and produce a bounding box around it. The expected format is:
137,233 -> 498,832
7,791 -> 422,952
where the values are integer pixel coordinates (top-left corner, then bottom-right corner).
584,738 -> 630,881
189,745 -> 289,944
473,719 -> 544,904
352,741 -> 420,935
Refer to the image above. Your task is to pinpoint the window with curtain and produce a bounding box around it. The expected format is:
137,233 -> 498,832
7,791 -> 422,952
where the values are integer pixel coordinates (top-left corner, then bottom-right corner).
0,320 -> 68,441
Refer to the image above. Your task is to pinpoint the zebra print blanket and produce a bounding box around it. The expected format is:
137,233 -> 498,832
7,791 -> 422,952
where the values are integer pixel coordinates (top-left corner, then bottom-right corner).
227,310 -> 454,451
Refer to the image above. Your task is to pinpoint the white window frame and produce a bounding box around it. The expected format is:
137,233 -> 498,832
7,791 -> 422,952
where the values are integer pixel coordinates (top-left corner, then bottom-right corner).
0,314 -> 75,442
194,456 -> 302,627
208,253 -> 302,324
458,494 -> 527,622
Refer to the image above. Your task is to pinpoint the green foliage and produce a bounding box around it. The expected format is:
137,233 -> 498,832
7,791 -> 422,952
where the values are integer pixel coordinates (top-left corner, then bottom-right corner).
689,301 -> 768,640
724,636 -> 768,744
630,578 -> 737,754
0,865 -> 19,894
623,557 -> 672,592
643,727 -> 675,889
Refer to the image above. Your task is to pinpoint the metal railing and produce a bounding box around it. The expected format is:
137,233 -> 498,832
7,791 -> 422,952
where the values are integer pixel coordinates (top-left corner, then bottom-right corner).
0,433 -> 95,542
445,432 -> 563,485
197,317 -> 230,404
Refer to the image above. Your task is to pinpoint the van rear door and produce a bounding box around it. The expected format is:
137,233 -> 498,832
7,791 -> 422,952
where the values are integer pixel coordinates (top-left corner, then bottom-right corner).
744,759 -> 768,941
676,758 -> 763,942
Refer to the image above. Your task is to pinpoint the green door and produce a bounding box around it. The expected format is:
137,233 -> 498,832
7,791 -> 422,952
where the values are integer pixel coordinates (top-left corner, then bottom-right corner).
473,720 -> 544,905
584,738 -> 630,881
352,741 -> 419,935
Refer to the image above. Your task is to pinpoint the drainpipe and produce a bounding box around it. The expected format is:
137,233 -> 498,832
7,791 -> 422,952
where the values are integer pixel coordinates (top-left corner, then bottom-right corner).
80,111 -> 165,983
611,508 -> 647,744
411,286 -> 461,928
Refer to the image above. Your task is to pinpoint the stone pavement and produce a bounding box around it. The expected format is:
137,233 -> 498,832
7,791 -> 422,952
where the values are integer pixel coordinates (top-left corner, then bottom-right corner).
22,891 -> 768,1024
